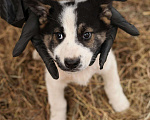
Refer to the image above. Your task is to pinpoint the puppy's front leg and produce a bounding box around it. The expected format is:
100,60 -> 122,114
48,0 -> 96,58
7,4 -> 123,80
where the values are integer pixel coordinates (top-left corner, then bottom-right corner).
101,50 -> 130,112
45,69 -> 67,120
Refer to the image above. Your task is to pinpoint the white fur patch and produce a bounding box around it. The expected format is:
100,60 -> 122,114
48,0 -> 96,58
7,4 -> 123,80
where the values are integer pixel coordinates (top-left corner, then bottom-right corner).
60,6 -> 77,45
75,0 -> 87,3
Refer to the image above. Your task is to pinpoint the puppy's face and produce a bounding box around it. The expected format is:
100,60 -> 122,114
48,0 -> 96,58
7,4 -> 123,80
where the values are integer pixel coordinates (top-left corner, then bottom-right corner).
25,0 -> 112,72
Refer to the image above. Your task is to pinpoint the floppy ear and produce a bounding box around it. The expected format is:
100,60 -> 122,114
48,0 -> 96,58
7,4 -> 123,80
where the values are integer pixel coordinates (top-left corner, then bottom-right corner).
99,1 -> 112,25
24,0 -> 51,24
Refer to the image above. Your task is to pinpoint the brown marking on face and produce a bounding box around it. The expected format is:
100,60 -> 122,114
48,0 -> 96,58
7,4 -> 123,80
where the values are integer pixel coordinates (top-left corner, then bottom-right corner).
38,3 -> 51,17
85,32 -> 106,50
100,17 -> 111,25
78,26 -> 107,53
43,27 -> 63,52
78,23 -> 86,34
84,33 -> 95,48
83,27 -> 94,47
78,23 -> 94,33
78,24 -> 95,48
40,21 -> 48,29
52,27 -> 62,46
38,3 -> 51,24
88,32 -> 106,52
85,27 -> 94,33
53,35 -> 59,45
44,35 -> 52,48
101,4 -> 108,11
100,4 -> 112,25
96,32 -> 106,44
25,0 -> 51,25
54,27 -> 61,33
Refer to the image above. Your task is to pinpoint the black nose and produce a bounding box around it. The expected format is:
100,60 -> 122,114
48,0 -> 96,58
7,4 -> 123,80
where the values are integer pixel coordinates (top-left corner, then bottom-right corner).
64,58 -> 80,69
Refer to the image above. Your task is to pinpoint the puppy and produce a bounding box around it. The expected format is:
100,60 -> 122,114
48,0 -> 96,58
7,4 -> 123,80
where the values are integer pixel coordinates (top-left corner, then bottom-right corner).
27,0 -> 130,119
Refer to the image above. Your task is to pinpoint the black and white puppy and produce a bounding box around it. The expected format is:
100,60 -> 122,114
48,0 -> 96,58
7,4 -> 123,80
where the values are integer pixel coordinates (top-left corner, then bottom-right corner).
27,0 -> 130,119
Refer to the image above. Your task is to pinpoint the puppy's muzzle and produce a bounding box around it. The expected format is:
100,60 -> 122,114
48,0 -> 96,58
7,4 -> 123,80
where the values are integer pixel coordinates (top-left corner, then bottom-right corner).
64,58 -> 80,69
56,56 -> 82,72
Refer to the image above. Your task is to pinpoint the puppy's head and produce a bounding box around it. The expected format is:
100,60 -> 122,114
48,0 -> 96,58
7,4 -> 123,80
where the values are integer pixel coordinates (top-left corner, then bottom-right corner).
25,0 -> 112,72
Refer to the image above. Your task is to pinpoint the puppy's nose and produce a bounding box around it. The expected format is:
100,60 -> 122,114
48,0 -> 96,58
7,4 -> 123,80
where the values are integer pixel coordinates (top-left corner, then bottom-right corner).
64,58 -> 80,69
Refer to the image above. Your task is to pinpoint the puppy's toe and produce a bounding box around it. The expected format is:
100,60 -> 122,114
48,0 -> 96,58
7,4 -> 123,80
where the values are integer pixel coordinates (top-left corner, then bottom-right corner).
111,95 -> 130,112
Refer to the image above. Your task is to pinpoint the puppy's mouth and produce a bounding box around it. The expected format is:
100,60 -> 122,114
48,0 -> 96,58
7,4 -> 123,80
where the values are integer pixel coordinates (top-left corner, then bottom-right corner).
55,57 -> 82,72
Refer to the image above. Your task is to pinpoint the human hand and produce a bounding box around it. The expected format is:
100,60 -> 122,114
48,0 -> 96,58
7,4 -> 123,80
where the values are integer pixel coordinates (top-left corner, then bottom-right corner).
13,12 -> 59,79
89,4 -> 139,69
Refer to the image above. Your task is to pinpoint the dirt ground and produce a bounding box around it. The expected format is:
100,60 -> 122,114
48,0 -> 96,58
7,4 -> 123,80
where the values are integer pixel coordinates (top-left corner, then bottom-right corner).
0,0 -> 150,120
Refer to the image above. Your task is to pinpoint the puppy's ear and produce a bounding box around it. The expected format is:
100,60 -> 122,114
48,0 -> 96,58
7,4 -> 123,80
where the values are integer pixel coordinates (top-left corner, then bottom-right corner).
100,2 -> 112,25
24,0 -> 51,24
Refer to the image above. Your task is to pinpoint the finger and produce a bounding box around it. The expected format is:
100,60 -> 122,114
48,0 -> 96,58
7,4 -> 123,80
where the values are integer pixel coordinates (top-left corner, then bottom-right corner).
110,7 -> 139,36
89,46 -> 101,66
13,12 -> 39,57
31,36 -> 59,80
99,26 -> 118,69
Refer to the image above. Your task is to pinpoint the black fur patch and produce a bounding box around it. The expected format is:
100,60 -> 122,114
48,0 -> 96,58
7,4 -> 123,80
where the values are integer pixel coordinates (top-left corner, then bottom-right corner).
65,2 -> 75,6
39,1 -> 63,52
76,0 -> 110,53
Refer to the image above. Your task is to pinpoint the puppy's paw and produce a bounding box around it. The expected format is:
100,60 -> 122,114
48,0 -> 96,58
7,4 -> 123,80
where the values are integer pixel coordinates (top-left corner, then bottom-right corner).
51,117 -> 65,120
50,115 -> 66,120
110,94 -> 130,112
32,50 -> 41,60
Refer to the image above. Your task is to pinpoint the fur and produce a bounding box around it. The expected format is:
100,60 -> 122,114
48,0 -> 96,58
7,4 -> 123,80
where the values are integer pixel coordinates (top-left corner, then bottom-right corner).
33,50 -> 130,120
28,0 -> 130,119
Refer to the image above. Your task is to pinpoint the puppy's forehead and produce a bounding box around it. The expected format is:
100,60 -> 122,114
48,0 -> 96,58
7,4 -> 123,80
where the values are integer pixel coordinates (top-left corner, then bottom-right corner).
58,0 -> 100,31
76,1 -> 100,28
60,5 -> 76,40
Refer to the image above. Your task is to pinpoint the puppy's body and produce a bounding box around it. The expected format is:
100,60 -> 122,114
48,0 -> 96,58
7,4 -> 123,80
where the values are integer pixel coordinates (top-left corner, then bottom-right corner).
34,49 -> 129,120
29,0 -> 130,119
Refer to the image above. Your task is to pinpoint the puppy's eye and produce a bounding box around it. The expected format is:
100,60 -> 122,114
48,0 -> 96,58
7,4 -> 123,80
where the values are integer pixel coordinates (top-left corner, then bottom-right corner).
83,32 -> 92,40
56,32 -> 64,40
